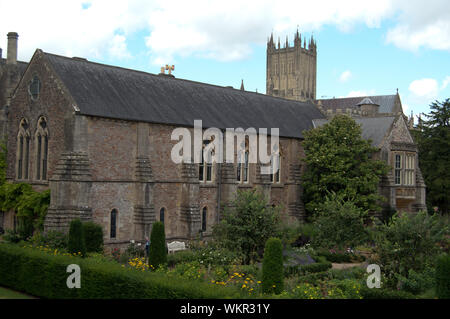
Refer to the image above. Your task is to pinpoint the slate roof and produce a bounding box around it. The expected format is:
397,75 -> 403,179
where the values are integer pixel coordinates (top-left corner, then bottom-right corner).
357,97 -> 378,106
44,52 -> 325,139
317,95 -> 399,114
312,116 -> 396,147
0,58 -> 28,74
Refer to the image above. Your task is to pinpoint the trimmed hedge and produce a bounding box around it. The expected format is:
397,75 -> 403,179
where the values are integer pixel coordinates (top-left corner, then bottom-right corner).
0,243 -> 241,299
436,254 -> 450,299
149,222 -> 167,268
83,222 -> 104,253
316,250 -> 366,263
359,287 -> 416,299
262,238 -> 284,294
67,219 -> 86,257
285,258 -> 332,277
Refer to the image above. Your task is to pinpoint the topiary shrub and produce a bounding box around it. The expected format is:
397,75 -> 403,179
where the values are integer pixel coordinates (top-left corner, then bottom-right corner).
83,222 -> 104,253
262,237 -> 284,294
67,219 -> 86,257
436,254 -> 450,299
148,221 -> 167,269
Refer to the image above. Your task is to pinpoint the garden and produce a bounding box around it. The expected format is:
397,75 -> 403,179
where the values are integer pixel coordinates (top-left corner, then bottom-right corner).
0,189 -> 448,299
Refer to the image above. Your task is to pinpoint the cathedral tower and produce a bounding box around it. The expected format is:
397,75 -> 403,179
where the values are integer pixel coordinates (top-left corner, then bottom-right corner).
266,29 -> 317,101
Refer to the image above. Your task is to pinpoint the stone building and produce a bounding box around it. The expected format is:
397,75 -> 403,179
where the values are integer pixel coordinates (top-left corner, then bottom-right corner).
0,32 -> 426,245
0,32 -> 28,139
266,30 -> 317,101
313,115 -> 426,213
2,47 -> 324,245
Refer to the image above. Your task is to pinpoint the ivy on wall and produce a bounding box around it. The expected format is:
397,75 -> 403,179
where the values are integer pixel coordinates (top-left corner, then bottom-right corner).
0,142 -> 50,236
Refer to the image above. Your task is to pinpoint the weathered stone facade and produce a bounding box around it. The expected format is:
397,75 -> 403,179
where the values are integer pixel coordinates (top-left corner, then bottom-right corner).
266,30 -> 317,101
0,32 -> 426,246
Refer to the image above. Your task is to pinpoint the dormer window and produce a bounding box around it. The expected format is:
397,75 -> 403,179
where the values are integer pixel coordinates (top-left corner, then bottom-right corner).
28,75 -> 41,101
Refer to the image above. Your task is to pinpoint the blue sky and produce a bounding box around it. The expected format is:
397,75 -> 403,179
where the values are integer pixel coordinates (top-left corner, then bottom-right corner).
1,0 -> 449,119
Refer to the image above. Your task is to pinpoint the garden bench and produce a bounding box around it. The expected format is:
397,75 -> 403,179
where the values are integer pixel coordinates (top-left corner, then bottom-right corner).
167,241 -> 186,254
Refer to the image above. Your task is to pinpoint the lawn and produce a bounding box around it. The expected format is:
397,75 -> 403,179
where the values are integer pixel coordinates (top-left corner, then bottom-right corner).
0,286 -> 36,299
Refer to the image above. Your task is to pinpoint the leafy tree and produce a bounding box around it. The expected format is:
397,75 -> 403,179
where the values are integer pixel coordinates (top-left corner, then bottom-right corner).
212,189 -> 281,264
262,237 -> 284,294
68,219 -> 87,257
412,98 -> 450,214
148,221 -> 167,268
302,115 -> 388,215
311,193 -> 368,249
373,211 -> 448,288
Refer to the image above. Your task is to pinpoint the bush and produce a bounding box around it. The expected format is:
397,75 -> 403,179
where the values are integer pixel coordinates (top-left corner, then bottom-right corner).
0,243 -> 241,299
29,231 -> 68,250
373,211 -> 448,287
2,229 -> 21,243
359,287 -> 416,299
167,250 -> 198,267
285,260 -> 332,277
311,194 -> 369,250
67,219 -> 86,257
149,222 -> 167,268
397,267 -> 435,295
316,249 -> 366,263
83,222 -> 104,253
213,189 -> 281,264
436,254 -> 450,299
262,238 -> 284,294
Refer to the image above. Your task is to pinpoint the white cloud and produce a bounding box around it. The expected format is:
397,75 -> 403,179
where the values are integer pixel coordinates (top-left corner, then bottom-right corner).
408,78 -> 439,100
442,76 -> 450,90
0,0 -> 449,65
386,0 -> 450,52
344,89 -> 376,98
108,34 -> 131,59
339,70 -> 352,82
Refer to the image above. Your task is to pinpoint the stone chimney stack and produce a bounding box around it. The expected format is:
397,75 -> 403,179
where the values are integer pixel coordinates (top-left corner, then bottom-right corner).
7,32 -> 18,65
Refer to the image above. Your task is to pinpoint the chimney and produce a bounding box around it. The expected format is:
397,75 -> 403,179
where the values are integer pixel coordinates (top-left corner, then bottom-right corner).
7,32 -> 18,65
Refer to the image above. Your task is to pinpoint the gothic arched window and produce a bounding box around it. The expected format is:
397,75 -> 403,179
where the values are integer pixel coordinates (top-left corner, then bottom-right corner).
160,207 -> 165,224
110,209 -> 118,239
201,207 -> 207,232
16,119 -> 30,180
35,117 -> 49,180
199,140 -> 213,182
237,150 -> 249,183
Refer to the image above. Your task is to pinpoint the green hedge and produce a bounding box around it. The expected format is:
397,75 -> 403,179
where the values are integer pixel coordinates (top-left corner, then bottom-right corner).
262,238 -> 284,294
436,254 -> 450,299
83,222 -> 104,253
0,243 -> 241,299
316,250 -> 366,263
359,287 -> 416,299
285,260 -> 332,277
149,222 -> 167,268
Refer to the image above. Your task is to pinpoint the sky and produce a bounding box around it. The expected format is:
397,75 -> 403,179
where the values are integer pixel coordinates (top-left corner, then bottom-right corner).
1,0 -> 449,120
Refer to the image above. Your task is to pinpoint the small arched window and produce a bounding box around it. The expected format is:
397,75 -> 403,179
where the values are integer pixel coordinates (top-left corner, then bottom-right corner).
35,117 -> 49,180
201,207 -> 207,232
110,209 -> 117,239
17,119 -> 30,180
160,208 -> 165,224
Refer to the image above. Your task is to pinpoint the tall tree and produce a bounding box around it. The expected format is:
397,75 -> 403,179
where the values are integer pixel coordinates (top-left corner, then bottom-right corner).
302,115 -> 388,215
413,98 -> 450,214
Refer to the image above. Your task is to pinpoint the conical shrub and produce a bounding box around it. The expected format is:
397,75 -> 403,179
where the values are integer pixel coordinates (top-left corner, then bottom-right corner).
262,237 -> 284,294
148,221 -> 167,269
67,219 -> 86,257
